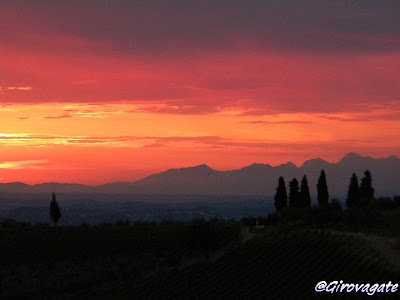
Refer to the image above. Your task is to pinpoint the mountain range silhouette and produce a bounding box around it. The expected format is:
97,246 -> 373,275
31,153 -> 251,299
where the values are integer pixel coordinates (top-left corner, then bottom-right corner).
1,153 -> 399,197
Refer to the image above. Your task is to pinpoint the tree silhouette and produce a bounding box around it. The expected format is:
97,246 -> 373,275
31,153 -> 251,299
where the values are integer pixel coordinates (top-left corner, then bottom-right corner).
300,175 -> 311,207
274,176 -> 288,212
289,178 -> 300,208
317,169 -> 329,207
360,170 -> 374,207
346,173 -> 360,208
50,192 -> 62,227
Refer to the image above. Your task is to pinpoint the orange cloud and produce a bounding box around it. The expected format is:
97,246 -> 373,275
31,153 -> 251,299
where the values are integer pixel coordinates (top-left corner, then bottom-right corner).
243,120 -> 312,125
44,114 -> 71,119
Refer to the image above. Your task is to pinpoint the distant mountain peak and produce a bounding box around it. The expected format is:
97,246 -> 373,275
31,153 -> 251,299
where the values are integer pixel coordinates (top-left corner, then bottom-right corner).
386,155 -> 400,161
245,163 -> 271,168
163,164 -> 215,176
339,153 -> 400,164
196,164 -> 212,169
180,164 -> 213,171
339,152 -> 364,163
274,161 -> 298,169
301,157 -> 330,168
239,163 -> 271,172
344,152 -> 363,158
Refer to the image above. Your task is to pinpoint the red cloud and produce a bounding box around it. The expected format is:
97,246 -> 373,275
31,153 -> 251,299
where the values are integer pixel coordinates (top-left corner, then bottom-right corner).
2,2 -> 400,116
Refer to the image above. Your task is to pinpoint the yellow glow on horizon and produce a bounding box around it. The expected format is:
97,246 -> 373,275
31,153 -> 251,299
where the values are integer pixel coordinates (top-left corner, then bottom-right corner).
0,160 -> 48,169
1,102 -> 399,184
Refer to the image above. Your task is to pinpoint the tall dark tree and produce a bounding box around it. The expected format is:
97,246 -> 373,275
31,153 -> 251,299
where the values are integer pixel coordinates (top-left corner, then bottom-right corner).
289,178 -> 300,208
317,169 -> 329,207
346,173 -> 360,208
360,170 -> 374,207
50,192 -> 62,227
300,175 -> 311,207
274,176 -> 288,212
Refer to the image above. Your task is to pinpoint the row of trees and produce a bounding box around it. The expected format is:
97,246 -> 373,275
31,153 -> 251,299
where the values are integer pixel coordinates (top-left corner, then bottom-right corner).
274,170 -> 329,211
274,170 -> 375,212
346,171 -> 374,208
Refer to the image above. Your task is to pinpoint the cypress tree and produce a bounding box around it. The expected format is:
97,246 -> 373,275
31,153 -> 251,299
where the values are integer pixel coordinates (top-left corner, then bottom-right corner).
346,173 -> 360,208
300,175 -> 311,207
50,192 -> 62,227
289,178 -> 300,208
360,170 -> 374,207
274,176 -> 288,212
317,169 -> 329,207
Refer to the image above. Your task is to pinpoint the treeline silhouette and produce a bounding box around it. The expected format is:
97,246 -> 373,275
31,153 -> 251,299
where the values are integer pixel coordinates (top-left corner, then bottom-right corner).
274,169 -> 377,211
242,169 -> 400,233
43,169 -> 399,230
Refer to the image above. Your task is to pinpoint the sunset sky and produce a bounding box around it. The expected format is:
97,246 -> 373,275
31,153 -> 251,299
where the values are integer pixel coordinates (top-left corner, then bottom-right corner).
1,1 -> 400,185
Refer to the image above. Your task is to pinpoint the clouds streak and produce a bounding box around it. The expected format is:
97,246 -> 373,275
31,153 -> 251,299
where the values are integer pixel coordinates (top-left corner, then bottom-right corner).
1,1 -> 400,116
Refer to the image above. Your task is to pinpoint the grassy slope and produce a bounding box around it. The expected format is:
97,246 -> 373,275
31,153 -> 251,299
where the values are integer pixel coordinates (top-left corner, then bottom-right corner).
79,228 -> 398,298
1,222 -> 400,298
0,223 -> 240,298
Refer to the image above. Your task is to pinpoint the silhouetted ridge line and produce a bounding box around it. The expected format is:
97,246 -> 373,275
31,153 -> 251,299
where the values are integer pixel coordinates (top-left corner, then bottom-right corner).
0,153 -> 399,196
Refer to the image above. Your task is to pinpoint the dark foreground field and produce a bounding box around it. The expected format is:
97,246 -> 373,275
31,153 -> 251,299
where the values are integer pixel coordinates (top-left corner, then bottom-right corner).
1,210 -> 400,299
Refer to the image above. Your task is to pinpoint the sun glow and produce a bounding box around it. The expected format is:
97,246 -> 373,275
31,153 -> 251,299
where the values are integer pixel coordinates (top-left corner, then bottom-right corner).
1,1 -> 399,184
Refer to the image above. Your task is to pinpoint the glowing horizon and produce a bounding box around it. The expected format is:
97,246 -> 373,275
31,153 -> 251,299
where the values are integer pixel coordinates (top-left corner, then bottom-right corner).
1,1 -> 400,184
